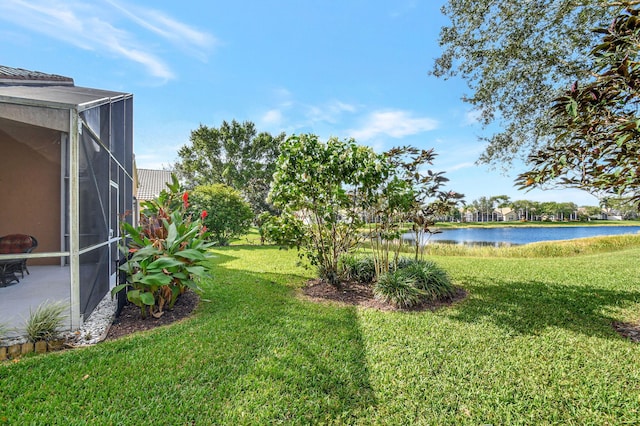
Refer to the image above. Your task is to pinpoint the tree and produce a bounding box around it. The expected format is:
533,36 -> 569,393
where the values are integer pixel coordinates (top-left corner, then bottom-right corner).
470,196 -> 496,221
363,147 -> 461,275
269,134 -> 387,286
433,1 -> 617,166
189,184 -> 254,246
174,120 -> 285,214
519,5 -> 640,208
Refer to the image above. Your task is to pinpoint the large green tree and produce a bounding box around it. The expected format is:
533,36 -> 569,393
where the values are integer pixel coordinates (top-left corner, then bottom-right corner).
174,120 -> 285,214
269,134 -> 387,286
433,1 -> 618,166
519,4 -> 640,207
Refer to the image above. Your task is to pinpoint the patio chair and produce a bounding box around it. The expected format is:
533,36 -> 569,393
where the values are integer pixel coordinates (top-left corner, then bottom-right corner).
0,234 -> 38,283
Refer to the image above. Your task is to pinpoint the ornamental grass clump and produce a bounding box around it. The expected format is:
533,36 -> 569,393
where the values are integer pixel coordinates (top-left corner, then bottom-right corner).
374,269 -> 425,308
370,257 -> 454,308
112,174 -> 215,319
399,259 -> 455,301
25,301 -> 67,342
339,254 -> 376,283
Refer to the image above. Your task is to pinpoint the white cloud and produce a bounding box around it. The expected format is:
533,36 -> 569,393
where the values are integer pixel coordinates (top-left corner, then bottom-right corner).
105,0 -> 217,60
0,0 -> 217,81
463,109 -> 483,126
261,109 -> 283,126
305,100 -> 357,123
447,162 -> 476,172
348,110 -> 438,141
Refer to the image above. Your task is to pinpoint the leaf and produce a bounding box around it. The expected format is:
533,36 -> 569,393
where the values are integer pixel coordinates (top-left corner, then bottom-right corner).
186,265 -> 207,276
110,284 -> 129,297
127,290 -> 142,306
140,292 -> 156,306
166,222 -> 178,248
173,249 -> 207,261
140,274 -> 173,286
148,257 -> 185,270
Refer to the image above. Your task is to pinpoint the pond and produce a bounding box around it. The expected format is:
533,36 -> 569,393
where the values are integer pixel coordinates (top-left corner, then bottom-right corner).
406,225 -> 640,246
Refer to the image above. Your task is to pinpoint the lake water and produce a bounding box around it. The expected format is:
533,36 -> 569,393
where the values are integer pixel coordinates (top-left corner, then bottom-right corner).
409,225 -> 640,246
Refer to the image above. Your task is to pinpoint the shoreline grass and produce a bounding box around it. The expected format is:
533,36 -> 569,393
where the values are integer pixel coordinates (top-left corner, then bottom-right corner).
0,239 -> 638,424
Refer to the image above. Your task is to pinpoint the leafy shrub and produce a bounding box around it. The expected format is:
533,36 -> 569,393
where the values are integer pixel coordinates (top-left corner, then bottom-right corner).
269,134 -> 388,286
339,254 -> 376,283
258,211 -> 308,247
189,184 -> 254,246
399,259 -> 455,301
25,301 -> 67,342
373,270 -> 425,308
113,175 -> 214,319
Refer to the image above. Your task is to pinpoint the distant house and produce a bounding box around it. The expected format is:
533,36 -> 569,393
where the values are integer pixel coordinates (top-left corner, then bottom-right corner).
0,65 -> 134,334
460,208 -> 475,222
136,168 -> 173,201
494,208 -> 518,222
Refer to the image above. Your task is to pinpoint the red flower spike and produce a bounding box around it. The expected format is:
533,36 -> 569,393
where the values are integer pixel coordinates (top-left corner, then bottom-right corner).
182,192 -> 189,208
201,210 -> 208,219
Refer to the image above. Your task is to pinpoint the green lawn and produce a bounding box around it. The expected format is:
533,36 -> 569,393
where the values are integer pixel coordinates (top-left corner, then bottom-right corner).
1,241 -> 639,424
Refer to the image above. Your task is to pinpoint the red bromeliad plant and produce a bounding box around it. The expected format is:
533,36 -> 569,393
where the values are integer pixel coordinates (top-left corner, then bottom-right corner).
112,175 -> 214,318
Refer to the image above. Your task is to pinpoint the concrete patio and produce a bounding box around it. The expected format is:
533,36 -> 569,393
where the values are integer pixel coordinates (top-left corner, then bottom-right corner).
0,265 -> 71,338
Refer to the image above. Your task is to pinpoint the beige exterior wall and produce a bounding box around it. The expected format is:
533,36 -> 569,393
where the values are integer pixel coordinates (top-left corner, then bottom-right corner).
0,121 -> 62,265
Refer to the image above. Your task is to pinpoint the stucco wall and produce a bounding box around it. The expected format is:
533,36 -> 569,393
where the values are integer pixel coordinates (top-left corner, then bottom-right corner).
0,121 -> 62,265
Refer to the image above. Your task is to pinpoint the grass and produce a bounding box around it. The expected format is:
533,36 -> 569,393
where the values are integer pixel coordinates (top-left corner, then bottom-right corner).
24,301 -> 68,342
1,238 -> 640,424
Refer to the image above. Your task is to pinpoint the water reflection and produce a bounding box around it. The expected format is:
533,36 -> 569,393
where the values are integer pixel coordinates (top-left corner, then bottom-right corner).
429,239 -> 519,247
403,225 -> 640,246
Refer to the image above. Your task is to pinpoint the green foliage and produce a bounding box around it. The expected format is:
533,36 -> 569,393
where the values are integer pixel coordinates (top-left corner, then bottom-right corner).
173,120 -> 285,214
269,134 -> 387,286
349,254 -> 455,306
373,269 -> 425,308
258,212 -> 307,248
434,1 -> 616,167
339,253 -> 376,283
189,184 -> 254,246
520,4 -> 640,208
399,259 -> 456,301
269,136 -> 462,285
24,301 -> 67,342
365,147 -> 463,280
112,175 -> 214,318
3,245 -> 640,423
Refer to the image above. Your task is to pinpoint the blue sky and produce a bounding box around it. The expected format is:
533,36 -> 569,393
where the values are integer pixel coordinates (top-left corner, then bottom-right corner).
0,0 -> 600,206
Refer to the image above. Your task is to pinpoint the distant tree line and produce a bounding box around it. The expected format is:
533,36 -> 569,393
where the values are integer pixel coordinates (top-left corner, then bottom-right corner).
441,195 -> 640,223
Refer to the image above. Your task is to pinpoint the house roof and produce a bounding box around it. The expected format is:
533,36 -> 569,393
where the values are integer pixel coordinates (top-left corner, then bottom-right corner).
0,65 -> 74,86
0,65 -> 130,111
137,169 -> 173,201
495,207 -> 515,215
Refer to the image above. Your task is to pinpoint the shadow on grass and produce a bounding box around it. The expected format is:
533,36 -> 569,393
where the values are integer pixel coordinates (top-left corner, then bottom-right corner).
448,278 -> 640,339
190,251 -> 377,423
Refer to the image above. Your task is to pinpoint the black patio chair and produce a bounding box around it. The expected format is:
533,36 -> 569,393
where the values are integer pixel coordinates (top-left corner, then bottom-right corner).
0,234 -> 38,285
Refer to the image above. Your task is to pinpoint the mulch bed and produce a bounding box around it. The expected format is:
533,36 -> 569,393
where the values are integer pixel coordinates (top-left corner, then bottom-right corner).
102,282 -> 638,344
302,279 -> 467,311
612,321 -> 640,343
105,289 -> 199,340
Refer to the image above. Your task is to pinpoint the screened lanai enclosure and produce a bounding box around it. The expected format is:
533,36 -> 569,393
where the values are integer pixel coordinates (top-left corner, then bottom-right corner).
0,66 -> 134,336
